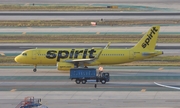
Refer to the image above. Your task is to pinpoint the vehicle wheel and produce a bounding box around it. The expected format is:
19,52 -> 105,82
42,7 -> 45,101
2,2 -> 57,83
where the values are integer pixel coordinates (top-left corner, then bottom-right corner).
33,68 -> 37,72
101,79 -> 106,84
82,79 -> 87,84
94,84 -> 97,88
75,79 -> 81,84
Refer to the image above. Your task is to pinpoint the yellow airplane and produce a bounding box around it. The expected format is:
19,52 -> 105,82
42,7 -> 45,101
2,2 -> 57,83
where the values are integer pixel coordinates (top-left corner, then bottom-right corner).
15,25 -> 163,72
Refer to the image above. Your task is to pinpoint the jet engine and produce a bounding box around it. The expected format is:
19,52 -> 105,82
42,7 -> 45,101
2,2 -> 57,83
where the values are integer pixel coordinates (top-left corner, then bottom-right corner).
56,62 -> 74,71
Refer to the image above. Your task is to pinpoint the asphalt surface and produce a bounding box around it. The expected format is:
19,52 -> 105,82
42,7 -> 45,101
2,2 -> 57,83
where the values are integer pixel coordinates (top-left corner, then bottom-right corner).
1,43 -> 180,49
1,12 -> 180,20
1,26 -> 180,33
0,66 -> 180,91
1,1 -> 180,107
1,0 -> 179,4
0,43 -> 180,56
1,12 -> 180,16
1,66 -> 180,107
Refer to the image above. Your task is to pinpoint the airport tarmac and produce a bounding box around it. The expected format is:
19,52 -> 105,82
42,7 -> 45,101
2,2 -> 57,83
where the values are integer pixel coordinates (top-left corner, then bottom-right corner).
0,26 -> 180,33
1,66 -> 180,107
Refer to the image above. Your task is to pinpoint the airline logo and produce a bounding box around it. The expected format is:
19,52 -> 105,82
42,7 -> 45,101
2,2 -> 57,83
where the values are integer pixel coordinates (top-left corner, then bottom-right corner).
142,27 -> 158,48
46,49 -> 96,62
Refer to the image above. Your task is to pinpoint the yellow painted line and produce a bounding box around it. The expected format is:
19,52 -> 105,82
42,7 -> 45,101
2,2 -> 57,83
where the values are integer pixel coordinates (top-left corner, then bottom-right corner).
96,32 -> 100,34
142,32 -> 146,34
0,53 -> 5,56
10,89 -> 17,92
141,89 -> 146,92
22,32 -> 26,35
25,3 -> 30,6
158,67 -> 164,70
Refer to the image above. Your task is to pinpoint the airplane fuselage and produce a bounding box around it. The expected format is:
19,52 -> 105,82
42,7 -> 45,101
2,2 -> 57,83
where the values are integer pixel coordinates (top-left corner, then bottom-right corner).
14,25 -> 163,72
15,48 -> 162,65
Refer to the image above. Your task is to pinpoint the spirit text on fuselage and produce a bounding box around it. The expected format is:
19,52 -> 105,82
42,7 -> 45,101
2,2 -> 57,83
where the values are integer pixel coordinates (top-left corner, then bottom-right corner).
46,49 -> 96,62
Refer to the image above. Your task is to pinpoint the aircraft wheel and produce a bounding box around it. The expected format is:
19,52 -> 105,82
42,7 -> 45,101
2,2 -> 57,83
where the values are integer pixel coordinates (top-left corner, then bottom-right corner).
101,79 -> 106,84
84,66 -> 88,68
33,68 -> 36,72
75,79 -> 81,84
82,79 -> 87,84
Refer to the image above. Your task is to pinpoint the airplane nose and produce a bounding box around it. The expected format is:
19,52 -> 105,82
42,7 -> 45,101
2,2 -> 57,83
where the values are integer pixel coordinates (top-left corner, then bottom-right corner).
14,56 -> 20,63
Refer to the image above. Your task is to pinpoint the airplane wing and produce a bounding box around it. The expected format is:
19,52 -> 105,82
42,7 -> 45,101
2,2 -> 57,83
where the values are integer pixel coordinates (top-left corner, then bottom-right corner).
104,42 -> 111,49
65,52 -> 101,64
154,82 -> 180,90
65,58 -> 95,62
64,42 -> 110,64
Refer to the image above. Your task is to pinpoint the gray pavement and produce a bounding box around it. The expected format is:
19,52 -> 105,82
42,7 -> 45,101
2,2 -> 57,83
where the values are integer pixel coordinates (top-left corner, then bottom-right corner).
2,14 -> 180,20
0,26 -> 180,33
0,0 -> 179,4
1,66 -> 180,107
0,43 -> 180,56
1,92 -> 180,108
2,11 -> 180,20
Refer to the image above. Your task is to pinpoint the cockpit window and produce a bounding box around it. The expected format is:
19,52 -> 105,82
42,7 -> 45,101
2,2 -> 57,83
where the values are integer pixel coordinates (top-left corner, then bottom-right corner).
22,53 -> 27,56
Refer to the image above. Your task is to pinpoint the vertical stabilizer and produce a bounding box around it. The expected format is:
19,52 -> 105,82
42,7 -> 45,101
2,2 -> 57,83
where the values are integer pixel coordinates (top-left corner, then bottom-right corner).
132,25 -> 160,51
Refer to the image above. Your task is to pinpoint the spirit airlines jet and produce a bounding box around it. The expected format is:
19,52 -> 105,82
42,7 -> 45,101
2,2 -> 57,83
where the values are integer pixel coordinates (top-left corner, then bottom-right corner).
15,25 -> 163,72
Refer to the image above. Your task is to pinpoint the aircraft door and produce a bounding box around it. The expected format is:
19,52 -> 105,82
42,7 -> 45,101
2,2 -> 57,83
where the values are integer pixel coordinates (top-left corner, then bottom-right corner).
129,50 -> 134,59
32,50 -> 38,60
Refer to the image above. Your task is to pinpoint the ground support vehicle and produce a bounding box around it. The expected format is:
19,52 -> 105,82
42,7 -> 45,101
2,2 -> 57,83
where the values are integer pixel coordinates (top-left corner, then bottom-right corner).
15,96 -> 48,108
70,68 -> 110,84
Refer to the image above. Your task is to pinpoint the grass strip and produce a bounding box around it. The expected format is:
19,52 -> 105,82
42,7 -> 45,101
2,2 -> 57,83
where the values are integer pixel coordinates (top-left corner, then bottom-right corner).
0,34 -> 180,43
0,20 -> 179,27
0,5 -> 137,11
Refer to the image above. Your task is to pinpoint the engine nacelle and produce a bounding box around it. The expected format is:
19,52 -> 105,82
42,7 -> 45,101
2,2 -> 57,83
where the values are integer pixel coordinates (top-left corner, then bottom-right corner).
57,62 -> 74,71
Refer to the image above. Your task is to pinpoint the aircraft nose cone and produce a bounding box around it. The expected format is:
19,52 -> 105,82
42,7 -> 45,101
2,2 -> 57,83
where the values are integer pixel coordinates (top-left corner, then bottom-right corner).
14,56 -> 20,63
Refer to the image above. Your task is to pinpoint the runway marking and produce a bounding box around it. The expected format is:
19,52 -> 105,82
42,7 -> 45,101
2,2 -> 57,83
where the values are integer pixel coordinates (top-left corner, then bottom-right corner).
10,89 -> 17,92
158,67 -> 164,70
0,53 -> 5,56
154,82 -> 180,90
22,32 -> 26,35
141,89 -> 146,92
142,31 -> 146,34
96,32 -> 100,34
25,3 -> 30,6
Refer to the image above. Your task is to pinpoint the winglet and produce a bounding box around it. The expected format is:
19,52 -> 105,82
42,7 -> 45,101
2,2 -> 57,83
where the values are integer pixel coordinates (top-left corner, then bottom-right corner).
95,43 -> 111,59
104,42 -> 111,49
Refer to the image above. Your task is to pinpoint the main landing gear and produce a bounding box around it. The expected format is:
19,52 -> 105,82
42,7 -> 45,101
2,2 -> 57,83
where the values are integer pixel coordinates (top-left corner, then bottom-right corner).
74,62 -> 88,68
33,65 -> 37,72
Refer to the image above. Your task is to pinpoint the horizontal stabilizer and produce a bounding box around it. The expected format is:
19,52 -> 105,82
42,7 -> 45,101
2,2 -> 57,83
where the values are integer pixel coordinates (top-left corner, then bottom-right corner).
142,52 -> 155,56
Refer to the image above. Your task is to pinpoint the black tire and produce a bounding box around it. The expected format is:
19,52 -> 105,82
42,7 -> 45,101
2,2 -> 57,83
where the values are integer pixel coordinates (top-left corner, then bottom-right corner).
101,79 -> 106,84
94,84 -> 97,88
33,68 -> 37,72
75,79 -> 81,84
82,79 -> 87,84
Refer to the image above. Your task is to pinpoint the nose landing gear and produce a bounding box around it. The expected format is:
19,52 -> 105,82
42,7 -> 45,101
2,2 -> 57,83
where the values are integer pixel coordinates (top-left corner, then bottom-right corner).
33,65 -> 37,72
33,68 -> 37,72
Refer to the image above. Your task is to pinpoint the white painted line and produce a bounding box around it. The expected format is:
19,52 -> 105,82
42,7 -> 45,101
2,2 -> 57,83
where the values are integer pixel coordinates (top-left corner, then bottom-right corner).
154,82 -> 180,90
